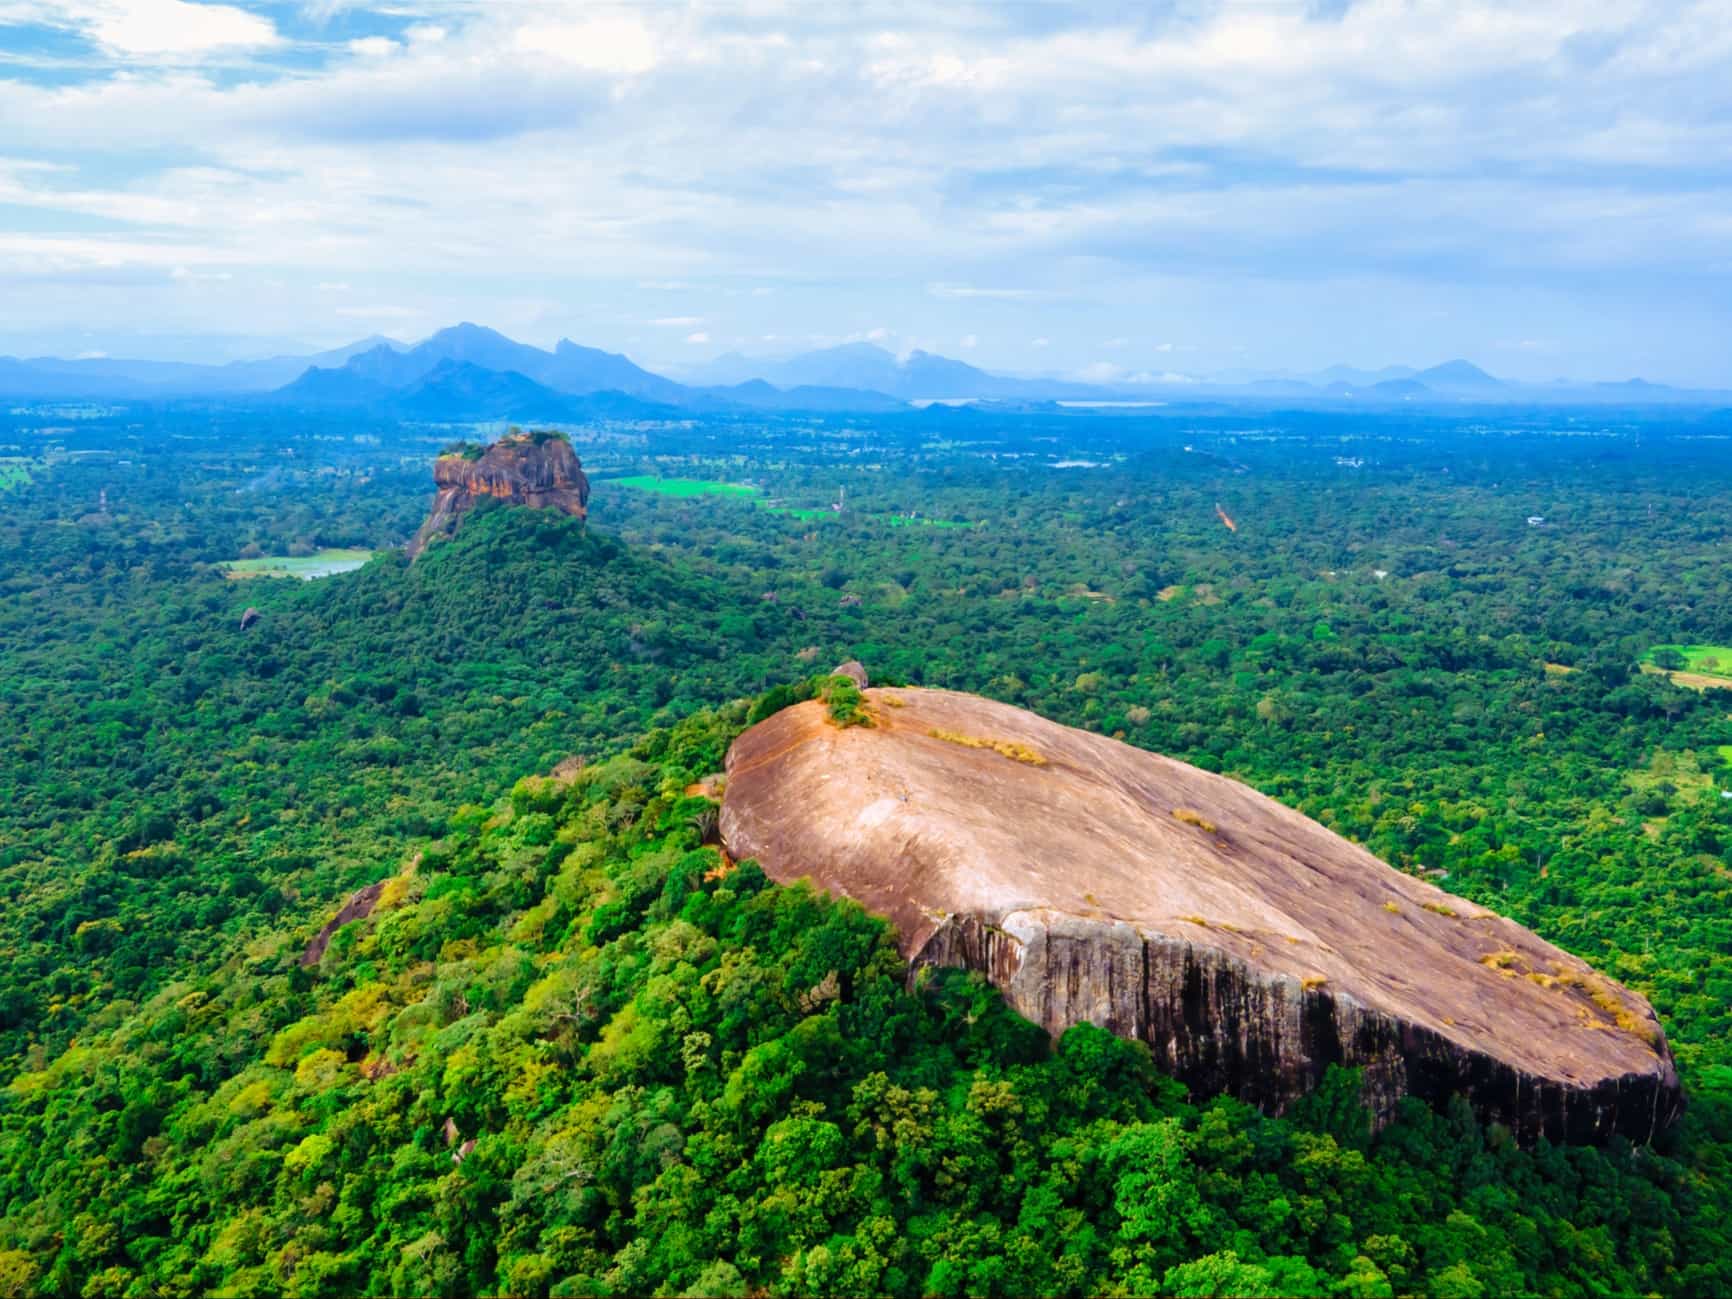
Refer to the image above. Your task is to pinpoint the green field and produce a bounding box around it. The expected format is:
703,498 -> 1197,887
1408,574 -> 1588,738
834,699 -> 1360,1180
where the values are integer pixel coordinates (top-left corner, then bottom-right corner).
0,459 -> 36,491
1644,644 -> 1732,682
220,548 -> 373,580
606,475 -> 760,498
765,505 -> 839,521
604,475 -> 986,528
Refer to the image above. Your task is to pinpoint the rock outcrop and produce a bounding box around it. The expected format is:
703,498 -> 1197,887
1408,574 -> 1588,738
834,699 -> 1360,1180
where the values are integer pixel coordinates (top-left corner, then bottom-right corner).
300,880 -> 386,968
719,685 -> 1684,1144
406,430 -> 589,558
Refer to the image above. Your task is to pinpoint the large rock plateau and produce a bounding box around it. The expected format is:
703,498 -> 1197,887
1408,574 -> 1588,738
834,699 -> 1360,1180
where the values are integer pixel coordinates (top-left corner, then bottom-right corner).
407,431 -> 589,558
719,685 -> 1683,1144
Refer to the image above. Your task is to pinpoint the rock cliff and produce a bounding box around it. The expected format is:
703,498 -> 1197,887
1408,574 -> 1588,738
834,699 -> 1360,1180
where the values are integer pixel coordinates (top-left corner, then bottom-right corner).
406,430 -> 590,558
719,685 -> 1684,1144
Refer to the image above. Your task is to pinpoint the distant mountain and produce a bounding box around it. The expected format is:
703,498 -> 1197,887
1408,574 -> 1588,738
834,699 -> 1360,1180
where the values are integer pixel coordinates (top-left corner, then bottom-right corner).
0,335 -> 404,397
393,361 -> 581,420
544,338 -> 689,403
276,356 -> 681,422
274,364 -> 397,407
707,380 -> 908,413
1370,378 -> 1432,397
277,325 -> 924,418
1310,363 -> 1417,387
288,323 -> 690,405
1414,359 -> 1504,390
693,342 -> 1104,401
6,324 -> 1725,412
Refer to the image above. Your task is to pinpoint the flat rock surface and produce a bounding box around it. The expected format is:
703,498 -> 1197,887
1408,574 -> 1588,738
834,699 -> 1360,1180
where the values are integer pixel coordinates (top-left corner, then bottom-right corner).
720,686 -> 1681,1139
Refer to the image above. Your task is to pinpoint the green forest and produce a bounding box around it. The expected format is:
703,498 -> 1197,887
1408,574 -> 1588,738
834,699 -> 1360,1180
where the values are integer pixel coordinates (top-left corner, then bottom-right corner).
1,403 -> 1731,1295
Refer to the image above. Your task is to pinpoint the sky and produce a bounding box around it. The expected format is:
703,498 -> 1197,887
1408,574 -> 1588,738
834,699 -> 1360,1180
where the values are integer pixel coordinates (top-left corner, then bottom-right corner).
0,1 -> 1729,386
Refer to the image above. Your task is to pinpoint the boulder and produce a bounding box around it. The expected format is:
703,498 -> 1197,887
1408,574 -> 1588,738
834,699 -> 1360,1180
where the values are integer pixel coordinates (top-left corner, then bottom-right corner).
830,660 -> 869,688
719,685 -> 1683,1144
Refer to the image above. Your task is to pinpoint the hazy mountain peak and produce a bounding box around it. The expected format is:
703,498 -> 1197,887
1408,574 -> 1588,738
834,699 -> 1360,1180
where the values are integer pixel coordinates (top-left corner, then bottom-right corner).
1416,359 -> 1502,386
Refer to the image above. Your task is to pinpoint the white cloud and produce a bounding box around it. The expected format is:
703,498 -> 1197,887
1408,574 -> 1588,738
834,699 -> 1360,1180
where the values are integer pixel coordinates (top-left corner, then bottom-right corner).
959,333 -> 978,349
14,0 -> 281,58
1,2 -> 1729,380
170,264 -> 230,282
513,14 -> 658,75
928,281 -> 1036,299
1031,337 -> 1049,347
684,330 -> 709,343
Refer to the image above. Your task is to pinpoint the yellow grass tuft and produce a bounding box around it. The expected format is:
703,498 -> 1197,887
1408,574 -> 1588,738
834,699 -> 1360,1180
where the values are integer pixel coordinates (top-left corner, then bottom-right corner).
1172,807 -> 1218,834
1422,901 -> 1458,918
1301,975 -> 1329,992
1382,901 -> 1401,914
927,729 -> 1047,765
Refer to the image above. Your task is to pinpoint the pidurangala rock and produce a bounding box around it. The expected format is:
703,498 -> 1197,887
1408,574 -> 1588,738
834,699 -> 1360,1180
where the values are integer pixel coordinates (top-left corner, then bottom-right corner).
718,685 -> 1684,1144
407,430 -> 589,558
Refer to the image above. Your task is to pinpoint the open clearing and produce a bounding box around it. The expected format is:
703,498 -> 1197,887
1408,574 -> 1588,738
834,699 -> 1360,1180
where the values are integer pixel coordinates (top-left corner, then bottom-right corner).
607,475 -> 760,499
0,459 -> 36,490
1642,644 -> 1732,691
221,549 -> 373,580
610,474 -> 975,528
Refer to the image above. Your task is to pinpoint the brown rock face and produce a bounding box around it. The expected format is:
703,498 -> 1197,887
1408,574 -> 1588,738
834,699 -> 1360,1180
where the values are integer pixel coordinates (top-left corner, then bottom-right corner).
407,432 -> 589,558
719,686 -> 1684,1144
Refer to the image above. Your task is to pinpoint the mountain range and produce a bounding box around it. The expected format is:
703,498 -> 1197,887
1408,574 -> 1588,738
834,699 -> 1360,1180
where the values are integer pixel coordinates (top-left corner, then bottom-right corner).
1,323 -> 1723,417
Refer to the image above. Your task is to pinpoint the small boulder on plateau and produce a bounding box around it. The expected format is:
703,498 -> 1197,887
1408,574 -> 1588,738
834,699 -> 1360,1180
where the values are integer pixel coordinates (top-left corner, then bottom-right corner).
830,660 -> 869,688
407,429 -> 589,558
719,683 -> 1684,1145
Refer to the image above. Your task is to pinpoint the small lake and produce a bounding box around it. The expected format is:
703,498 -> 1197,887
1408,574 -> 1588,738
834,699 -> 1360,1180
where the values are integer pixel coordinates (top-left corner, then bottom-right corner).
221,548 -> 373,580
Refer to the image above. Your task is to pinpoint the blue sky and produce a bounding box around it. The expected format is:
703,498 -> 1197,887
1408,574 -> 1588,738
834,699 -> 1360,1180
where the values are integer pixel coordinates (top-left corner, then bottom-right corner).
0,1 -> 1728,384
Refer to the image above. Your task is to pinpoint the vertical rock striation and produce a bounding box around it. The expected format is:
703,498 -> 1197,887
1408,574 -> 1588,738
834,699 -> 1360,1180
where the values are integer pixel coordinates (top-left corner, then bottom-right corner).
719,685 -> 1684,1145
407,430 -> 589,558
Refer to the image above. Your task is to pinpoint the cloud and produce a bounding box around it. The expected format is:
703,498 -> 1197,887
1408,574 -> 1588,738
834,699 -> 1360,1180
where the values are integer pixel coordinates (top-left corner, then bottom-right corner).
170,265 -> 230,282
684,331 -> 709,343
928,281 -> 1037,299
959,333 -> 978,349
513,14 -> 659,75
1,2 -> 1730,381
11,0 -> 281,58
